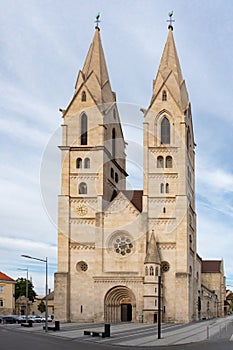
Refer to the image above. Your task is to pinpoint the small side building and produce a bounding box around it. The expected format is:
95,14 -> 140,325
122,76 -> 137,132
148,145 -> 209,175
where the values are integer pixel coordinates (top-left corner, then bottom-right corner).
201,260 -> 226,317
0,272 -> 16,315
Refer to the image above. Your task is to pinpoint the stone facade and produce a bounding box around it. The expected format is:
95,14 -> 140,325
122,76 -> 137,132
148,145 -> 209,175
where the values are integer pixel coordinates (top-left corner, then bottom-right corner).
201,260 -> 226,318
54,25 -> 226,324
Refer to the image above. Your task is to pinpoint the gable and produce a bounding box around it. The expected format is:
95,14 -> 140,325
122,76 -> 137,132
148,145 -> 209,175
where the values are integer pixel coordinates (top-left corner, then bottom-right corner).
105,190 -> 143,216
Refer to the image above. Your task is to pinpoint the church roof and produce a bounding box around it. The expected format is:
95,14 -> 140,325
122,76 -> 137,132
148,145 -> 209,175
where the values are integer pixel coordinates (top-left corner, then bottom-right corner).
121,190 -> 143,212
0,271 -> 15,282
201,260 -> 223,273
75,27 -> 115,104
144,230 -> 161,264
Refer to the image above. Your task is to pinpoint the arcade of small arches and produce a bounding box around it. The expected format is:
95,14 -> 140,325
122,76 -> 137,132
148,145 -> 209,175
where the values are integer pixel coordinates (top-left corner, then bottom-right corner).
145,265 -> 159,276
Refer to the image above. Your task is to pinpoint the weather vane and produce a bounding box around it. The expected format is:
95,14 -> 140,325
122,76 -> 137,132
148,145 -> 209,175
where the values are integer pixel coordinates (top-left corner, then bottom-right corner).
167,11 -> 175,30
95,12 -> 101,29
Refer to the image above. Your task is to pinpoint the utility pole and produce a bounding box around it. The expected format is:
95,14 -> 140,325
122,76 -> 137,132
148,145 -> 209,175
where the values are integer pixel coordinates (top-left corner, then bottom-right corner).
158,275 -> 162,339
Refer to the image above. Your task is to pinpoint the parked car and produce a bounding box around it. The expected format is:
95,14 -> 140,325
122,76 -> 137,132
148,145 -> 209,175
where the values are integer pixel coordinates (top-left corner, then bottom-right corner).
40,314 -> 53,322
2,316 -> 17,324
15,315 -> 27,324
28,315 -> 42,323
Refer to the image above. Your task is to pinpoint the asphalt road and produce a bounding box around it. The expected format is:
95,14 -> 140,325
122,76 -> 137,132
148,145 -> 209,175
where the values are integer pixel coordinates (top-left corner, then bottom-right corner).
1,326 -> 233,350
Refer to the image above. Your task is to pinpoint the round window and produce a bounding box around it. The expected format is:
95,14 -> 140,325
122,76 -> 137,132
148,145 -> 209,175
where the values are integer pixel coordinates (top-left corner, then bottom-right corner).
76,261 -> 88,272
113,235 -> 133,256
161,261 -> 170,272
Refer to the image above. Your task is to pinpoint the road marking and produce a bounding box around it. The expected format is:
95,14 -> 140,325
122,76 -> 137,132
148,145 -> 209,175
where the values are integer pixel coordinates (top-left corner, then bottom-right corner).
230,334 -> 233,341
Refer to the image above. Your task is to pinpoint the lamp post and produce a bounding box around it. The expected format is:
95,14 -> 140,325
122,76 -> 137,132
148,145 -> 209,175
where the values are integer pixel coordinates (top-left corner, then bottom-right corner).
158,275 -> 162,339
17,268 -> 28,322
21,255 -> 48,332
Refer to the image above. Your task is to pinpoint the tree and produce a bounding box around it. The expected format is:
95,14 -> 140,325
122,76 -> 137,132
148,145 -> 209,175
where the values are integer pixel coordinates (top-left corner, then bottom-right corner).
15,278 -> 37,301
37,300 -> 46,313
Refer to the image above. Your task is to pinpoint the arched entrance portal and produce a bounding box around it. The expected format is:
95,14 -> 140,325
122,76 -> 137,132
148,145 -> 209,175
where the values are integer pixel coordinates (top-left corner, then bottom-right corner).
104,286 -> 136,323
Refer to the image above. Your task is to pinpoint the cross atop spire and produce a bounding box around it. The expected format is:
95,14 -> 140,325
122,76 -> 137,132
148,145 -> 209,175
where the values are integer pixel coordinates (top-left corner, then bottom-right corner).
167,11 -> 175,31
95,12 -> 101,30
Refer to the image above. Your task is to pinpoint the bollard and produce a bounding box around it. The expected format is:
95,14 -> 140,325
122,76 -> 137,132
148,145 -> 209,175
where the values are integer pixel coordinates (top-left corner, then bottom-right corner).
104,323 -> 110,337
54,321 -> 60,331
207,325 -> 209,339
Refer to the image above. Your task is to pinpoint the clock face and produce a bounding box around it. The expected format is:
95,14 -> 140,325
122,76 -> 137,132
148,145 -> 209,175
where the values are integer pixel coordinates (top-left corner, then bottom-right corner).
76,204 -> 88,216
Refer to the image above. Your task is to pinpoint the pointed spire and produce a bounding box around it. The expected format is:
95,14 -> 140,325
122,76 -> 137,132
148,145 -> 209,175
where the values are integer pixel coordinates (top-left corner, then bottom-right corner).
75,27 -> 115,104
145,230 -> 161,264
151,27 -> 189,111
158,27 -> 183,86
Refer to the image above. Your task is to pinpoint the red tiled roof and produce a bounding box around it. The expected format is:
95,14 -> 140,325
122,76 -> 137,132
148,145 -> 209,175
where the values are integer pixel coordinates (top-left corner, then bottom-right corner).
226,292 -> 233,300
201,260 -> 222,273
0,271 -> 15,282
121,190 -> 143,212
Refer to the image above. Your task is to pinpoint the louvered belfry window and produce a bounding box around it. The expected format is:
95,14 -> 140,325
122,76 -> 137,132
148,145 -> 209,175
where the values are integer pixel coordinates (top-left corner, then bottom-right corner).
161,117 -> 170,144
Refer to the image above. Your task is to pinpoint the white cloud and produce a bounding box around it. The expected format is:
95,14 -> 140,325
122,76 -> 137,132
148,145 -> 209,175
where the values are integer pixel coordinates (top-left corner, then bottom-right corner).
0,0 -> 233,293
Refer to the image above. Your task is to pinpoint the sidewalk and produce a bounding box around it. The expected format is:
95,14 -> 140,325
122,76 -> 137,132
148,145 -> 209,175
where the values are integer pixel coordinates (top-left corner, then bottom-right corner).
4,315 -> 233,347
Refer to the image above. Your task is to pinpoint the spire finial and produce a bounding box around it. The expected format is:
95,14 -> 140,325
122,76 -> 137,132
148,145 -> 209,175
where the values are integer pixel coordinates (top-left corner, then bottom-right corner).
95,12 -> 101,30
167,11 -> 175,31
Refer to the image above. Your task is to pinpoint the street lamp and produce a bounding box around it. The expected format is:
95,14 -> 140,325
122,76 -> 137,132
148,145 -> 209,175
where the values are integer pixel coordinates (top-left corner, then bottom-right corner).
17,268 -> 28,322
21,255 -> 48,332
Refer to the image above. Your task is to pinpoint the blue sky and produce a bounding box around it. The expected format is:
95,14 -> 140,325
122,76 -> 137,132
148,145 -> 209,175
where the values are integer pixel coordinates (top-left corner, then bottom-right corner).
1,0 -> 233,294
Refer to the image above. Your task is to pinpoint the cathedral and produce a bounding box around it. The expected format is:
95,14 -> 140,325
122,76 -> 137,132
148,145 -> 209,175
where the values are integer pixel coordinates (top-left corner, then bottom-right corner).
54,21 -> 226,324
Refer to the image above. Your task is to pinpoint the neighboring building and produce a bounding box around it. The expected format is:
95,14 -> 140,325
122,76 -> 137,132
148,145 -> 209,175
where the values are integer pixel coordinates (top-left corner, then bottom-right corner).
0,272 -> 15,315
200,284 -> 218,320
15,290 -> 54,316
15,295 -> 33,316
54,22 -> 226,324
201,260 -> 226,317
42,290 -> 54,316
226,290 -> 233,315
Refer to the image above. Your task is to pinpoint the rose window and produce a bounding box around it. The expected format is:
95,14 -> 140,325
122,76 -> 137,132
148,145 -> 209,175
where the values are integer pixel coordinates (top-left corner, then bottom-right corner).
161,261 -> 170,272
113,236 -> 133,256
76,261 -> 88,272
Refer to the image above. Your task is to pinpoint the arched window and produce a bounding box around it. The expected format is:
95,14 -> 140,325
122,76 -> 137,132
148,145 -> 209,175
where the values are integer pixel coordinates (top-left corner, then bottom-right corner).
112,128 -> 116,158
81,114 -> 87,145
166,156 -> 172,168
115,173 -> 119,183
162,90 -> 167,101
76,158 -> 82,168
81,91 -> 86,102
160,183 -> 164,193
187,127 -> 191,149
165,183 -> 169,193
145,266 -> 148,276
157,156 -> 164,168
111,168 -> 114,179
161,117 -> 170,144
79,182 -> 87,194
150,266 -> 154,276
155,267 -> 159,276
155,299 -> 157,307
163,207 -> 166,213
84,158 -> 90,168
